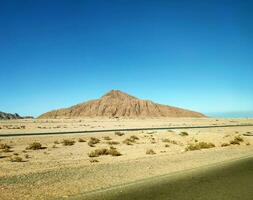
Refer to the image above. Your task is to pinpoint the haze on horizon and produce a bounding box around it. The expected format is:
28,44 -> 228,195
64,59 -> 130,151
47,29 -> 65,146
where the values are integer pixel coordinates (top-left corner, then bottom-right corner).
0,0 -> 252,118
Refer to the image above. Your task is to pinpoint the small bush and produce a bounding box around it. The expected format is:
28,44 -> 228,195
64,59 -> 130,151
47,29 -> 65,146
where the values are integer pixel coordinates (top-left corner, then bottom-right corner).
123,139 -> 133,145
62,139 -> 75,146
88,137 -> 100,147
88,147 -> 121,157
115,131 -> 124,136
89,159 -> 99,163
108,148 -> 121,156
162,138 -> 178,145
185,142 -> 215,151
107,141 -> 120,145
54,140 -> 60,144
26,142 -> 46,150
146,149 -> 156,155
0,143 -> 11,150
10,156 -> 23,162
130,135 -> 139,140
246,142 -> 250,146
103,136 -> 112,140
221,143 -> 230,147
165,144 -> 170,148
78,138 -> 86,142
230,136 -> 244,145
179,132 -> 189,136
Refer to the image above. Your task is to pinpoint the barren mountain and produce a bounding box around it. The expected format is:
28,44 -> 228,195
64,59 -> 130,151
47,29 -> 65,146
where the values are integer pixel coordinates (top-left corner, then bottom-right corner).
39,90 -> 206,119
0,111 -> 22,120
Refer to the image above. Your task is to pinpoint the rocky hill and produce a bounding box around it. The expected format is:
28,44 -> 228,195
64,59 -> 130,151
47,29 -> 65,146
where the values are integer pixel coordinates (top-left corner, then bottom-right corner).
39,90 -> 206,119
0,111 -> 23,120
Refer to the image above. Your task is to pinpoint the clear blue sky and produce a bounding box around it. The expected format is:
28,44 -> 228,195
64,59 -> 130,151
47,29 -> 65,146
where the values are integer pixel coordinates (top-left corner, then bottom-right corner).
0,0 -> 253,117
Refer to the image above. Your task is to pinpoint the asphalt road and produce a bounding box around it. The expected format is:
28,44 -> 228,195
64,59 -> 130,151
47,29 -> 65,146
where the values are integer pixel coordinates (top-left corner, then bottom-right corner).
69,156 -> 253,200
0,124 -> 253,137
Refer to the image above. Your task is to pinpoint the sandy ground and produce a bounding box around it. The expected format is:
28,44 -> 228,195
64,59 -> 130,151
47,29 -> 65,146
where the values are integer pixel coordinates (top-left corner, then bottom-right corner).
0,118 -> 253,199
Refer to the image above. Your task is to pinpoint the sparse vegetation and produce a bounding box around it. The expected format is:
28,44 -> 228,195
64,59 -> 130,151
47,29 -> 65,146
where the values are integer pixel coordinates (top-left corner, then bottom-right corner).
26,142 -> 46,150
185,142 -> 215,151
230,136 -> 244,145
115,131 -> 125,136
88,137 -> 100,147
179,131 -> 189,136
165,144 -> 170,148
162,138 -> 178,145
107,141 -> 120,145
88,147 -> 121,157
221,143 -> 230,147
146,149 -> 156,155
89,159 -> 99,163
0,143 -> 11,151
103,136 -> 112,140
54,140 -> 60,144
62,139 -> 75,146
123,135 -> 139,145
10,156 -> 23,162
78,138 -> 86,142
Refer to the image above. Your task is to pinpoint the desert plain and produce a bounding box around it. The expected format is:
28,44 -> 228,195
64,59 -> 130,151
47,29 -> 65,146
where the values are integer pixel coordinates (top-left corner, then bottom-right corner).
0,117 -> 253,199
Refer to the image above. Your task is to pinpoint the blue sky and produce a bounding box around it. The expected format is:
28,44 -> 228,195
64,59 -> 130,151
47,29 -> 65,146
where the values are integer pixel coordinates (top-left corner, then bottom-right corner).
0,0 -> 252,117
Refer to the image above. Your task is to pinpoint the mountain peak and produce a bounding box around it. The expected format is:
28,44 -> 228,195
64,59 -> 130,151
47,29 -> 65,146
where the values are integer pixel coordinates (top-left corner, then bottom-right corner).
39,90 -> 206,119
102,90 -> 137,100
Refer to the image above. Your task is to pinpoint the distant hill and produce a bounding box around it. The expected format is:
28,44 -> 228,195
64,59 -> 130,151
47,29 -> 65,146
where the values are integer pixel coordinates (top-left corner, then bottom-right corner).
39,90 -> 205,119
0,111 -> 23,120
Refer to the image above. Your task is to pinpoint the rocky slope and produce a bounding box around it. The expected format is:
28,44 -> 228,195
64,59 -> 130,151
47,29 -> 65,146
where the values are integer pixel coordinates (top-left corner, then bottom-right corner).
39,90 -> 205,119
0,111 -> 22,120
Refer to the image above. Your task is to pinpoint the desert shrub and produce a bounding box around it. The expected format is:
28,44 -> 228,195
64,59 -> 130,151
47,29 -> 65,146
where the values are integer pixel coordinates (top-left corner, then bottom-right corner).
246,142 -> 250,146
103,136 -> 112,140
185,142 -> 215,151
165,144 -> 170,148
162,138 -> 178,145
0,143 -> 11,150
88,147 -> 121,157
221,143 -> 230,147
62,139 -> 75,146
26,142 -> 46,150
78,138 -> 86,142
123,139 -> 133,145
13,153 -> 19,156
115,131 -> 125,136
88,137 -> 100,147
107,141 -> 120,145
108,148 -> 121,156
24,154 -> 29,159
54,140 -> 60,144
89,159 -> 99,163
230,136 -> 244,145
130,135 -> 139,140
146,149 -> 156,155
179,132 -> 189,136
10,156 -> 23,162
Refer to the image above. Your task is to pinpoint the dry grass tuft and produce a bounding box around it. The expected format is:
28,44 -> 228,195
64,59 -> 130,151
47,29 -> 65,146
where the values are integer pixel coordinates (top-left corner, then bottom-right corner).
103,136 -> 112,140
26,142 -> 46,150
115,131 -> 125,136
88,147 -> 121,157
230,135 -> 244,145
78,138 -> 86,142
185,142 -> 215,151
221,143 -> 230,147
62,139 -> 75,146
162,138 -> 178,145
107,141 -> 120,145
146,149 -> 156,155
10,156 -> 23,162
88,137 -> 100,147
179,132 -> 189,136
